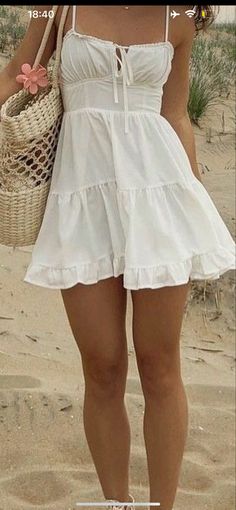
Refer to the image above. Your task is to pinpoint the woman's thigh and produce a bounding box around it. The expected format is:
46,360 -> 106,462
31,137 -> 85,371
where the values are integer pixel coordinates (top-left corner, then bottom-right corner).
130,281 -> 191,382
60,275 -> 128,371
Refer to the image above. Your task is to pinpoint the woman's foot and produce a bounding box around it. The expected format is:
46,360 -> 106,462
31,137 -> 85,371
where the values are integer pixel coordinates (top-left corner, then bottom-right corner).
105,493 -> 135,510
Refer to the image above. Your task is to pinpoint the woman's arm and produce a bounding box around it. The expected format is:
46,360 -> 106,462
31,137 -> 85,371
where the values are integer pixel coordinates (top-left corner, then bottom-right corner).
0,5 -> 57,109
160,6 -> 202,183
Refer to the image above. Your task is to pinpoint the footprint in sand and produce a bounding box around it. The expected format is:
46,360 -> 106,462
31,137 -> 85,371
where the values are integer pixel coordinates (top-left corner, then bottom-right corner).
185,383 -> 234,408
1,470 -> 71,505
0,391 -> 76,433
179,458 -> 214,491
0,375 -> 41,389
0,382 -> 43,431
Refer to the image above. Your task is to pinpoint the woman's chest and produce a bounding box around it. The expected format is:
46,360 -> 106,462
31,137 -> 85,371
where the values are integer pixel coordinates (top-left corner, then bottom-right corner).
61,5 -> 168,48
59,35 -> 173,87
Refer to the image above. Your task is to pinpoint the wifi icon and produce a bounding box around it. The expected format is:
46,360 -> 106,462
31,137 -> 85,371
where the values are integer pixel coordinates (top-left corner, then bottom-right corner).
185,9 -> 196,18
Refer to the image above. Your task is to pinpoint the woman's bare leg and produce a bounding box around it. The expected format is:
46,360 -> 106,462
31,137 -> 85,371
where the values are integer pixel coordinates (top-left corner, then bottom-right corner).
131,281 -> 191,510
61,275 -> 132,504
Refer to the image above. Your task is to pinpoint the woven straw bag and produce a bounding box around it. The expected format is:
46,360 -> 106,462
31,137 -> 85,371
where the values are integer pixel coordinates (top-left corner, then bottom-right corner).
0,5 -> 70,247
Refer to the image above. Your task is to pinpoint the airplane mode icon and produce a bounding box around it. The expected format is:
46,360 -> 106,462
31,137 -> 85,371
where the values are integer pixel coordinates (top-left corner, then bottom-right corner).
170,10 -> 180,19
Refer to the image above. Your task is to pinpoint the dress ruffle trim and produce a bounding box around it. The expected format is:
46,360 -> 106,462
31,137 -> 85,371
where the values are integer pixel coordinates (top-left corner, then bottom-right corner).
24,245 -> 235,290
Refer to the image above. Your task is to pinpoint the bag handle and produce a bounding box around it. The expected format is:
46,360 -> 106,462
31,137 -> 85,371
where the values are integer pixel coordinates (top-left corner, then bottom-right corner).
33,6 -> 58,69
51,5 -> 70,87
32,5 -> 70,88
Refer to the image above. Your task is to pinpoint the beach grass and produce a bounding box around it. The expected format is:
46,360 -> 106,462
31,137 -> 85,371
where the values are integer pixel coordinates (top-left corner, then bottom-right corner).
188,25 -> 236,124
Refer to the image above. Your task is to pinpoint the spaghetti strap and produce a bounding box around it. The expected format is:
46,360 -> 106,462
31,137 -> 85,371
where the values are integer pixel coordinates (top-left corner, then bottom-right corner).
72,5 -> 76,31
164,5 -> 169,42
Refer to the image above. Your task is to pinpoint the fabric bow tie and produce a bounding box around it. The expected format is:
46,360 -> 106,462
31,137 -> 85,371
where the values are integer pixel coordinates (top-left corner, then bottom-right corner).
111,47 -> 134,134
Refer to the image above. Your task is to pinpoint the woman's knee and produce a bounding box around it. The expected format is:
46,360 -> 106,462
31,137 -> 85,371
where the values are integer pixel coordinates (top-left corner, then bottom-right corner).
82,349 -> 128,399
136,349 -> 182,400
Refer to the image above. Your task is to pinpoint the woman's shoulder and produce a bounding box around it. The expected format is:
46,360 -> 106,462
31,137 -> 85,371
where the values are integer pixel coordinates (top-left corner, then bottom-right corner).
169,5 -> 196,48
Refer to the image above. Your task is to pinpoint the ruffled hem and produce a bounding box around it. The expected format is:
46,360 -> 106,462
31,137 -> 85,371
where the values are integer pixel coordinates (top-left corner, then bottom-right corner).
23,245 -> 235,290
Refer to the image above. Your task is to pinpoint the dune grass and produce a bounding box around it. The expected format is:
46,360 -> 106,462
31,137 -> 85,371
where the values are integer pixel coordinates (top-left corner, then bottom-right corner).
215,22 -> 236,36
188,27 -> 236,124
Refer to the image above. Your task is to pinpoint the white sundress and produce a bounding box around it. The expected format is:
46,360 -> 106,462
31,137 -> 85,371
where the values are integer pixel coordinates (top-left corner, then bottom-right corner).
23,5 -> 236,290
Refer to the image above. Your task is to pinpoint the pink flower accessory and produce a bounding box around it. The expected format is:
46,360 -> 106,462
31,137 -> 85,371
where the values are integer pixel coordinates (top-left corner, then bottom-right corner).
16,63 -> 49,94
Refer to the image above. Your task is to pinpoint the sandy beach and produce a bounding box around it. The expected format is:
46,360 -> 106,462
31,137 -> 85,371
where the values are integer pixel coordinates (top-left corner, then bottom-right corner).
0,10 -> 235,510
